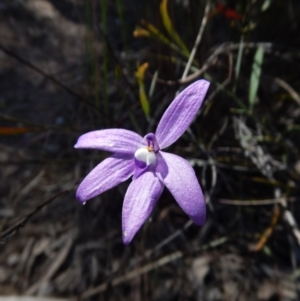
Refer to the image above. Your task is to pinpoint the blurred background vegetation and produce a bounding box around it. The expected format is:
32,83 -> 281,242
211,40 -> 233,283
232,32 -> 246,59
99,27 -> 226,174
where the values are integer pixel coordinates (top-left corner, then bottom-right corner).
0,0 -> 300,300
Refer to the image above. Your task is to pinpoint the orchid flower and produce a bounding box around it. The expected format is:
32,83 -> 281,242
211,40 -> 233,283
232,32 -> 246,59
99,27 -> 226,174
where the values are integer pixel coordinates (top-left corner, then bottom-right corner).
75,79 -> 210,244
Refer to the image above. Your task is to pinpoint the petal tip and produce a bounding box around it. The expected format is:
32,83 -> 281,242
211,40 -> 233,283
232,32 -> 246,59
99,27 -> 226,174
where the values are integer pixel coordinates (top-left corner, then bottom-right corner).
197,79 -> 210,92
76,189 -> 89,204
202,79 -> 210,85
198,78 -> 210,85
190,209 -> 206,226
122,231 -> 133,245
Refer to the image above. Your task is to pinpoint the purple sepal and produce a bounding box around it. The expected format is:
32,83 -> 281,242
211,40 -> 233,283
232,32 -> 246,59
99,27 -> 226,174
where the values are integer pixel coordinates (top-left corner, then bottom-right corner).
75,129 -> 144,154
76,154 -> 134,203
155,80 -> 210,149
122,171 -> 164,244
160,151 -> 206,225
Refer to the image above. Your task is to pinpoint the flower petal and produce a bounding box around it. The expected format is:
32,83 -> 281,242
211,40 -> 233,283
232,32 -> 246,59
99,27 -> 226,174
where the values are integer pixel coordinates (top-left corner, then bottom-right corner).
76,154 -> 134,203
155,80 -> 210,149
74,129 -> 144,154
159,151 -> 206,225
122,171 -> 164,244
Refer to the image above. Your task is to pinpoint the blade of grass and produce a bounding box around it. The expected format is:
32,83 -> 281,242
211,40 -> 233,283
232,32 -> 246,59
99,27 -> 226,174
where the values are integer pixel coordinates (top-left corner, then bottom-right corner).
261,0 -> 273,11
135,63 -> 150,118
149,70 -> 158,98
233,35 -> 244,93
134,22 -> 193,63
180,0 -> 211,81
249,45 -> 265,112
160,0 -> 189,53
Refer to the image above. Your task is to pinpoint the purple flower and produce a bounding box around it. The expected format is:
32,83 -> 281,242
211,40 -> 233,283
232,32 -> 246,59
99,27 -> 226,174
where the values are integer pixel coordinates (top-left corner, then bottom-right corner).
75,80 -> 210,244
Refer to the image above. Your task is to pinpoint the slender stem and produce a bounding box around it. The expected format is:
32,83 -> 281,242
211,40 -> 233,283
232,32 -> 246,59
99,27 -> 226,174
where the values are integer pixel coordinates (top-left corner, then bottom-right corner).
180,0 -> 211,81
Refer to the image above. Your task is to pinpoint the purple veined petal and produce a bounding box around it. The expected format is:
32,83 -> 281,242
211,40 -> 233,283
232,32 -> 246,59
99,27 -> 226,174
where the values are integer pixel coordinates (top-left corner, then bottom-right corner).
74,129 -> 144,154
155,80 -> 210,149
159,151 -> 206,225
76,154 -> 134,203
122,171 -> 164,244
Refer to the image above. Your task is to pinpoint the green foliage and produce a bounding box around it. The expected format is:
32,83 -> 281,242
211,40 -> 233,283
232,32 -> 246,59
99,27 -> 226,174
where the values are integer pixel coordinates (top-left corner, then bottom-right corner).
135,63 -> 150,118
249,46 -> 265,112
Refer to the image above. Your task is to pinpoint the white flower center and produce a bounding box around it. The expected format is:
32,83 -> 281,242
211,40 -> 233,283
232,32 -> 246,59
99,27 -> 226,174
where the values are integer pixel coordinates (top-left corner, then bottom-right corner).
134,147 -> 156,165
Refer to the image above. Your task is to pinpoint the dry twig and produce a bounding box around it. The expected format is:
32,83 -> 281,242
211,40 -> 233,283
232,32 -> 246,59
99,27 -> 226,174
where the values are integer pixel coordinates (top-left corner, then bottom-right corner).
0,191 -> 70,243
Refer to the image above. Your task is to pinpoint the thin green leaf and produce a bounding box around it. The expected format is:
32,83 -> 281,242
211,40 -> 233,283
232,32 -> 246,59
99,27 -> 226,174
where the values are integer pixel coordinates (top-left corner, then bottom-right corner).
160,0 -> 189,54
136,63 -> 150,118
261,0 -> 273,12
249,46 -> 265,112
234,35 -> 244,92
